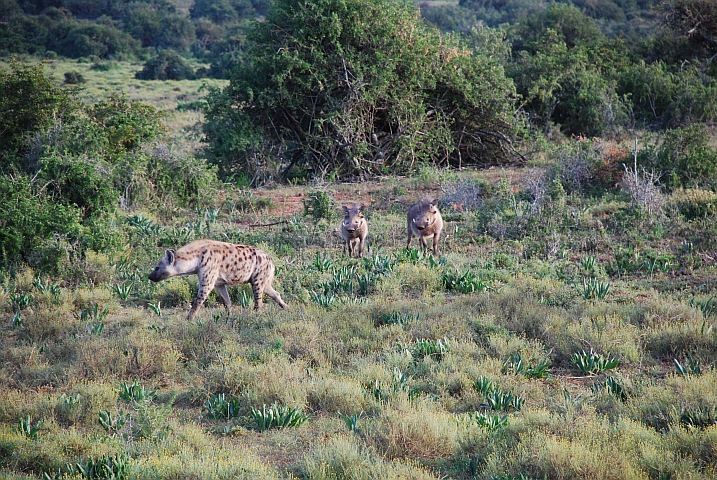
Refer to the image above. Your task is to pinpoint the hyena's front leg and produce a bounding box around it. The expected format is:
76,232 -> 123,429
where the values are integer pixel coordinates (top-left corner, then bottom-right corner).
188,269 -> 218,320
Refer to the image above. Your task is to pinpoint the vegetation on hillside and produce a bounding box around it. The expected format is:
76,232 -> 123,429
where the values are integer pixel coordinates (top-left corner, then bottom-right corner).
1,0 -> 717,478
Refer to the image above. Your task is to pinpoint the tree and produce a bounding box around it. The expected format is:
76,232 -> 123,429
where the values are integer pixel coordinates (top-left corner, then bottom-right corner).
203,0 -> 520,183
0,60 -> 75,171
664,0 -> 717,58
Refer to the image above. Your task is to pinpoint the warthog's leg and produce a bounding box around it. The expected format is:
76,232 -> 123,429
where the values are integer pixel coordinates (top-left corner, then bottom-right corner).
419,235 -> 428,253
357,237 -> 364,258
432,232 -> 441,256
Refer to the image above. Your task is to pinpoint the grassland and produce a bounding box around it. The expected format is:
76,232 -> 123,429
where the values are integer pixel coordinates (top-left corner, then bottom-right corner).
1,59 -> 717,480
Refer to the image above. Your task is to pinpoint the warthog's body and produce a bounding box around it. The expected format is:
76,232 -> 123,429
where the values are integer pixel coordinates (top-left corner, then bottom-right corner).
407,198 -> 443,255
341,203 -> 368,258
148,239 -> 287,320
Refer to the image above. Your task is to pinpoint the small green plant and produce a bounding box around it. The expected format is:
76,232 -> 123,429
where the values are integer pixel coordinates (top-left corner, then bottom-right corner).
117,380 -> 156,404
364,253 -> 395,274
310,290 -> 336,309
592,377 -> 628,401
127,214 -> 161,236
18,415 -> 40,439
482,390 -> 524,412
576,278 -> 610,300
33,277 -> 61,297
10,292 -> 33,312
501,352 -> 552,379
674,355 -> 701,376
406,337 -> 450,361
472,377 -> 497,396
679,406 -> 717,428
464,412 -> 509,432
689,296 -> 717,318
580,255 -> 596,273
338,411 -> 363,432
250,404 -> 312,431
87,322 -> 105,335
399,247 -> 425,263
71,454 -> 129,480
571,350 -> 619,375
112,281 -> 135,301
303,191 -> 334,224
441,270 -> 489,294
355,272 -> 375,296
12,312 -> 22,327
148,301 -> 162,316
203,393 -> 241,419
99,410 -> 128,434
237,289 -> 251,308
310,253 -> 333,272
74,303 -> 108,322
377,311 -> 419,326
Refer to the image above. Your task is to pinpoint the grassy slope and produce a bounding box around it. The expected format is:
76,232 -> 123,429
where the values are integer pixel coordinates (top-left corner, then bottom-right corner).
1,59 -> 717,479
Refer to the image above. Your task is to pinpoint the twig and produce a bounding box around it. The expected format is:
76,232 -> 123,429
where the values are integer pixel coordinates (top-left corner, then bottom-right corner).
248,220 -> 289,228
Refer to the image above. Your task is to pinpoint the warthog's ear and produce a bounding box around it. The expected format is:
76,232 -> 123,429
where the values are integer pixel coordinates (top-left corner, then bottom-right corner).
166,249 -> 176,265
342,205 -> 349,215
432,199 -> 439,207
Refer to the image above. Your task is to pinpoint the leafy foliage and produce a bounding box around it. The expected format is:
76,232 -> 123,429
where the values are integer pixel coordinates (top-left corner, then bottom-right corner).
136,50 -> 197,81
203,0 -> 519,181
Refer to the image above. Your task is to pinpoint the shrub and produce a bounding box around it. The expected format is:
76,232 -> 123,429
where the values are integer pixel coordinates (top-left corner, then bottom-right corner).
203,0 -> 518,181
639,125 -> 717,189
63,71 -> 85,84
0,175 -> 82,269
135,51 -> 196,81
671,188 -> 717,220
0,61 -> 75,168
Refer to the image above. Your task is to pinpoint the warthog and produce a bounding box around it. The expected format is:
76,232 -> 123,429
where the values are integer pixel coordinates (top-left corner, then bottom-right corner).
341,203 -> 368,257
407,198 -> 443,255
148,239 -> 287,320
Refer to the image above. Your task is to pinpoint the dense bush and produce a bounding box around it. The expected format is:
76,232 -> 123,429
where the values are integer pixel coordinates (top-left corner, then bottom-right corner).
203,0 -> 520,182
135,51 -> 196,81
0,60 -> 75,170
638,125 -> 717,189
0,62 -> 219,273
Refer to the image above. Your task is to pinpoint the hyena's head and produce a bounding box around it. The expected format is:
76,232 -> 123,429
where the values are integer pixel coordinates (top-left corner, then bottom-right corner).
411,198 -> 440,231
342,203 -> 365,233
148,249 -> 177,282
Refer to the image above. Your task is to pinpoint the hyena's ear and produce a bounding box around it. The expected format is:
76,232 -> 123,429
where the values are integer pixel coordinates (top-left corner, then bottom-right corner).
166,249 -> 176,265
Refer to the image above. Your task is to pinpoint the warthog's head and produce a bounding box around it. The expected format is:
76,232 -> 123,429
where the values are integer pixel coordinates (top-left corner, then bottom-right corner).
411,198 -> 440,231
342,203 -> 366,234
148,249 -> 177,282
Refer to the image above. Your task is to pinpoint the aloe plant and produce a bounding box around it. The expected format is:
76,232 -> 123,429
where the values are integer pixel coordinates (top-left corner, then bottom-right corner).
251,403 -> 312,431
571,350 -> 619,375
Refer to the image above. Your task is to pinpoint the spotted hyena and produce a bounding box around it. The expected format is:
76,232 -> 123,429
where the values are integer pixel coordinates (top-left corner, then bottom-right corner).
341,203 -> 368,258
407,198 -> 443,256
148,239 -> 287,320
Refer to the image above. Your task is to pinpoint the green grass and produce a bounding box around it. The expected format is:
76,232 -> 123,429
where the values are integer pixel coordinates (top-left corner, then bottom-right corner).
1,56 -> 717,479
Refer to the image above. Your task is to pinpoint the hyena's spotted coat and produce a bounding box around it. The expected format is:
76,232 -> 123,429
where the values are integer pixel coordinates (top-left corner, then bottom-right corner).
148,239 -> 287,320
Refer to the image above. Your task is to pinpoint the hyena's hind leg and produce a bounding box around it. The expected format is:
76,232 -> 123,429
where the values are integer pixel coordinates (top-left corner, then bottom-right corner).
214,284 -> 233,316
265,286 -> 287,309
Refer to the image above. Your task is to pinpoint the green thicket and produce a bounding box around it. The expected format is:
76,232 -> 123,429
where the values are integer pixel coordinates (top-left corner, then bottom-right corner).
0,61 -> 218,274
202,0 -> 520,183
